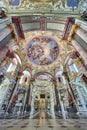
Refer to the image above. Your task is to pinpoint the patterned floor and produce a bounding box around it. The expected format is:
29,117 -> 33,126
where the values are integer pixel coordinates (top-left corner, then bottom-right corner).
0,118 -> 87,130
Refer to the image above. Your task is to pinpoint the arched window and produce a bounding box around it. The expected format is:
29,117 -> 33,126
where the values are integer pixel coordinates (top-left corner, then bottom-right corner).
69,63 -> 78,73
7,58 -> 18,74
58,77 -> 63,83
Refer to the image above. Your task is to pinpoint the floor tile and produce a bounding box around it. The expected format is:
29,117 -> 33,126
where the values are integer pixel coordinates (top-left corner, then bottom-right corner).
37,127 -> 52,130
0,118 -> 87,130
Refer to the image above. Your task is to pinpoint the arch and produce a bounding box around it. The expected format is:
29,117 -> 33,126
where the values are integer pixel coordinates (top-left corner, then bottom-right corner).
55,66 -> 66,85
55,66 -> 63,74
19,70 -> 31,84
64,52 -> 73,66
33,72 -> 53,81
23,70 -> 31,78
14,52 -> 22,66
7,58 -> 18,73
64,50 -> 80,67
23,67 -> 32,76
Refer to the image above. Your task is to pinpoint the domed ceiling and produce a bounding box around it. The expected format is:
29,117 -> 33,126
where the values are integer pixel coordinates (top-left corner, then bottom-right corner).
26,36 -> 59,65
11,31 -> 74,75
3,0 -> 85,75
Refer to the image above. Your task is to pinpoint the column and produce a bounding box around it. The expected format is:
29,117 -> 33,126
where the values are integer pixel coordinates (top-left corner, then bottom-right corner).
62,17 -> 75,40
12,16 -> 25,40
56,78 -> 66,119
30,96 -> 34,119
76,86 -> 87,110
62,71 -> 78,112
59,90 -> 66,120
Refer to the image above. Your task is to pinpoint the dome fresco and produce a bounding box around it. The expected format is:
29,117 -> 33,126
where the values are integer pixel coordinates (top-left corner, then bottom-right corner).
26,36 -> 59,66
36,74 -> 51,81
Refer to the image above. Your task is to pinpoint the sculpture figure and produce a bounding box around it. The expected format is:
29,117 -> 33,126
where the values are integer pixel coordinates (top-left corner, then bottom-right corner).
81,11 -> 87,20
0,7 -> 7,19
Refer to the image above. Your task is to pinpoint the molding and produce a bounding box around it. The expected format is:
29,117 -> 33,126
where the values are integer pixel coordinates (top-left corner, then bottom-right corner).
74,33 -> 87,52
0,18 -> 11,31
75,19 -> 87,31
7,10 -> 80,17
0,32 -> 13,49
0,27 -> 12,42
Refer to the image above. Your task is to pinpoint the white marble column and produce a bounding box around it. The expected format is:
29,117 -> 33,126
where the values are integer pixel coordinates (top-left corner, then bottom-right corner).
76,86 -> 87,110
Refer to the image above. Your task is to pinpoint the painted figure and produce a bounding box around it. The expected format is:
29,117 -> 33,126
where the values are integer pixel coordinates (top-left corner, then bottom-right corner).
26,36 -> 59,65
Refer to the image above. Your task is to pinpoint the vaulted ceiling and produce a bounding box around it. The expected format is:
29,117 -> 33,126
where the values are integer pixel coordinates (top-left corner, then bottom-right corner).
1,0 -> 87,75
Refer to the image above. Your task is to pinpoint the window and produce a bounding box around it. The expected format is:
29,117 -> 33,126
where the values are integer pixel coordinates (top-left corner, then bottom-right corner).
58,77 -> 63,83
69,63 -> 78,73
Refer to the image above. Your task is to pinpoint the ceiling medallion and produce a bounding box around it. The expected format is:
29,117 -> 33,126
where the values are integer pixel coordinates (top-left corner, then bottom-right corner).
26,36 -> 59,66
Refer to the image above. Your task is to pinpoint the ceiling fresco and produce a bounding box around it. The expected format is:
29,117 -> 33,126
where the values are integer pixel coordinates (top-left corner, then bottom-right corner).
10,31 -> 74,75
0,0 -> 85,17
5,0 -> 82,12
6,0 -> 80,7
26,36 -> 59,66
36,74 -> 52,81
3,0 -> 87,18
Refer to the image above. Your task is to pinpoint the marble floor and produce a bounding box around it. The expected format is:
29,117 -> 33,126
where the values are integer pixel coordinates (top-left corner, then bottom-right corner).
0,118 -> 87,130
0,111 -> 87,130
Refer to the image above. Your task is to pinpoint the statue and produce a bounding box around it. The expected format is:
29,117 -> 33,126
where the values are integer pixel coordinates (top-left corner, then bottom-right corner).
54,0 -> 67,10
0,7 -> 7,18
81,10 -> 87,20
55,0 -> 62,9
0,0 -> 8,18
0,74 -> 4,83
61,0 -> 66,8
19,0 -> 30,8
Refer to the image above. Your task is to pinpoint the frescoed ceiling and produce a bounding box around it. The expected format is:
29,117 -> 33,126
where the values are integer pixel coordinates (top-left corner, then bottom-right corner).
4,0 -> 85,17
26,36 -> 59,66
6,0 -> 80,7
1,0 -> 86,17
11,31 -> 74,75
1,0 -> 86,76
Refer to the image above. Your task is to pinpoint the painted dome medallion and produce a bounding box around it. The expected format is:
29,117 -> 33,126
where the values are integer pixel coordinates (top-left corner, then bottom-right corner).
26,36 -> 59,66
